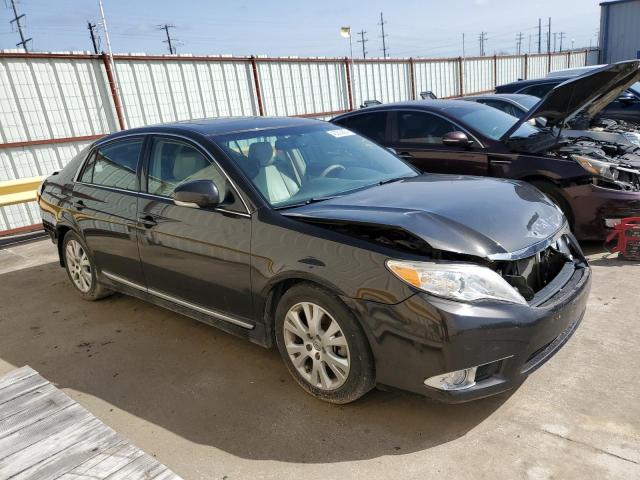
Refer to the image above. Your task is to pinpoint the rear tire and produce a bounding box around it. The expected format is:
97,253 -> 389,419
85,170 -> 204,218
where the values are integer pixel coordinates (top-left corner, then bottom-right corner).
62,231 -> 112,301
528,179 -> 575,229
275,283 -> 375,404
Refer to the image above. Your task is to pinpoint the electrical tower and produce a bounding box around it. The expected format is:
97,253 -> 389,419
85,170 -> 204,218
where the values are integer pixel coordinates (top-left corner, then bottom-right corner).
158,24 -> 177,54
87,21 -> 100,54
7,0 -> 31,51
516,32 -> 524,55
357,30 -> 368,58
538,18 -> 542,54
378,12 -> 388,58
478,32 -> 488,56
559,32 -> 566,52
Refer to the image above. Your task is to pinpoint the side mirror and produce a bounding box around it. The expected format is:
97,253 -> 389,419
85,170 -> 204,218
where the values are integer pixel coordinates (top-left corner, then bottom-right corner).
442,131 -> 472,148
172,179 -> 221,209
618,92 -> 636,105
420,91 -> 437,100
386,147 -> 398,155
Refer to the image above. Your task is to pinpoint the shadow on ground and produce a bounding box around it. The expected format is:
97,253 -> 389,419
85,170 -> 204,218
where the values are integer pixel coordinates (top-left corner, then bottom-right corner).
0,262 -> 510,463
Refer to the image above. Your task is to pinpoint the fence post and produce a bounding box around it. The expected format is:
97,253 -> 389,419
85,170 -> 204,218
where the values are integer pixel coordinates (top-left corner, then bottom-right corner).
584,49 -> 588,66
547,52 -> 552,73
250,56 -> 265,116
567,51 -> 571,68
409,57 -> 416,100
524,53 -> 528,79
101,53 -> 125,130
493,55 -> 498,88
344,57 -> 354,111
457,57 -> 464,97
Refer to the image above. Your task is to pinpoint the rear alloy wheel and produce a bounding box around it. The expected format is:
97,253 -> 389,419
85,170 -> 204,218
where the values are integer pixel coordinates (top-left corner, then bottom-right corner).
62,231 -> 112,301
275,283 -> 375,404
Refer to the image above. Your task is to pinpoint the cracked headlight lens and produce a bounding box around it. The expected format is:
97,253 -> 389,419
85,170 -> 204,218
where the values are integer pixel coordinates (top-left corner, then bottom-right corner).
386,260 -> 527,305
573,154 -> 618,182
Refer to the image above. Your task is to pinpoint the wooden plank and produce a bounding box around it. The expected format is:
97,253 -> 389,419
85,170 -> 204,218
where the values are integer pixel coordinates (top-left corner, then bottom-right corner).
0,384 -> 60,422
0,366 -> 37,392
0,374 -> 49,406
0,389 -> 74,439
12,428 -> 120,480
0,367 -> 182,480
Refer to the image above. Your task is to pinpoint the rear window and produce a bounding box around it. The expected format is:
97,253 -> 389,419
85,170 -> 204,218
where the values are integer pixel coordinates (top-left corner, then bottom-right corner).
79,139 -> 143,191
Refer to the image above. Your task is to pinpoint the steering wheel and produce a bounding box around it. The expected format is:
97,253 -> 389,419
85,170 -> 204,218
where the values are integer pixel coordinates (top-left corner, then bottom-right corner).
320,164 -> 346,177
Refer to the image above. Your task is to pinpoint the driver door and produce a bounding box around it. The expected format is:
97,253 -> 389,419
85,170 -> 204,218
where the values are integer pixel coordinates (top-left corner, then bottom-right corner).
136,135 -> 254,322
388,110 -> 488,175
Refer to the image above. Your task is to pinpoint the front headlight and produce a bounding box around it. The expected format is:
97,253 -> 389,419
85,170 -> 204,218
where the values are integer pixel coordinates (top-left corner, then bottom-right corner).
386,260 -> 527,305
573,154 -> 618,182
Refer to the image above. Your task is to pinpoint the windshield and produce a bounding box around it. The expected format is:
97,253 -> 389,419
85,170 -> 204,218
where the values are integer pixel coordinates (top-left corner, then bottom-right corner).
447,104 -> 540,140
213,124 -> 417,208
515,95 -> 540,110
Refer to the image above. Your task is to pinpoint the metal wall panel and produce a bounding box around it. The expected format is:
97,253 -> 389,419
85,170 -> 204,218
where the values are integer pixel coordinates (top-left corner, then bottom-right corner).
601,0 -> 640,63
352,61 -> 410,106
414,59 -> 460,98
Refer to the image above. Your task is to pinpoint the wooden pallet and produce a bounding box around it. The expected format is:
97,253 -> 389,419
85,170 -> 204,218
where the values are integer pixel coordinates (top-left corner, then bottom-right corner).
0,366 -> 182,480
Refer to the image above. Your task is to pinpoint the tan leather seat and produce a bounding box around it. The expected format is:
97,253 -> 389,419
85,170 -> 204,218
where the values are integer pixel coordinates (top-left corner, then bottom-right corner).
249,142 -> 299,203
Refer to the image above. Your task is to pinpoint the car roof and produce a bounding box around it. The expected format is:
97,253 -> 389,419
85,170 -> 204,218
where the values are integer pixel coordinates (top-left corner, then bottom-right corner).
464,93 -> 538,102
333,99 -> 490,118
496,77 -> 566,90
97,116 -> 326,144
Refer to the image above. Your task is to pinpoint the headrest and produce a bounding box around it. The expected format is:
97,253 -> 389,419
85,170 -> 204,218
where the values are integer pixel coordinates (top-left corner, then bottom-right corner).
174,149 -> 206,180
248,142 -> 274,167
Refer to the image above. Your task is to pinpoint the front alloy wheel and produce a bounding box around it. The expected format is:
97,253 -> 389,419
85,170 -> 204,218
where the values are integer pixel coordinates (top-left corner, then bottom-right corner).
283,302 -> 350,390
275,283 -> 375,404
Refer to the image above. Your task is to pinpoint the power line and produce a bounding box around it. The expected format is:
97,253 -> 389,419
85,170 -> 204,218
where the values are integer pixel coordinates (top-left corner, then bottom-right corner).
7,0 -> 31,51
157,23 -> 177,54
378,12 -> 388,58
357,29 -> 368,58
87,21 -> 100,54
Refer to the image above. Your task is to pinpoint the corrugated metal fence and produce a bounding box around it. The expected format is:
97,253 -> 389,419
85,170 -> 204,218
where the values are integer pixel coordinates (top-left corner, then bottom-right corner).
0,48 -> 600,233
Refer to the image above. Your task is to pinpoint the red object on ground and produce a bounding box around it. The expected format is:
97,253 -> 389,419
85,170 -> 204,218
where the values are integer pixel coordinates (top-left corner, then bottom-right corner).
605,217 -> 640,261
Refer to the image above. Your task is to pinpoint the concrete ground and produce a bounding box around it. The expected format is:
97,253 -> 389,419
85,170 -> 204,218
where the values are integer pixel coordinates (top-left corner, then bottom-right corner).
0,239 -> 638,480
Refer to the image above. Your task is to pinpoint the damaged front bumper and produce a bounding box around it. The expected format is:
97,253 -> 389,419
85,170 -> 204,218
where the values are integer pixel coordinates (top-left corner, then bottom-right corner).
344,259 -> 591,403
563,183 -> 640,240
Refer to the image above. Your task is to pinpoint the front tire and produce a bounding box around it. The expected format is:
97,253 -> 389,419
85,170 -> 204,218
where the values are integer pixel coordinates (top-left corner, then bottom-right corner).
275,283 -> 375,404
62,231 -> 112,301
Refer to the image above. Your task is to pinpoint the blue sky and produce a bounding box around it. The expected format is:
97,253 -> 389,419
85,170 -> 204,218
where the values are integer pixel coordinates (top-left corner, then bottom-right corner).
0,0 -> 602,58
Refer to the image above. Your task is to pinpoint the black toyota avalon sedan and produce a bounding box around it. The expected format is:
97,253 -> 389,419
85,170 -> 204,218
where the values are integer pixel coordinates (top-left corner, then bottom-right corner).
39,117 -> 591,404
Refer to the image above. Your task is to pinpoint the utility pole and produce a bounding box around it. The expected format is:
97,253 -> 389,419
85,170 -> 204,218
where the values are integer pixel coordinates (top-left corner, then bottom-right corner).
516,32 -> 524,55
378,12 -> 388,58
479,32 -> 487,56
158,24 -> 177,54
547,17 -> 551,54
553,32 -> 557,52
528,34 -> 532,54
87,21 -> 100,54
559,32 -> 566,52
357,30 -> 368,58
7,0 -> 31,51
538,18 -> 542,54
462,33 -> 466,58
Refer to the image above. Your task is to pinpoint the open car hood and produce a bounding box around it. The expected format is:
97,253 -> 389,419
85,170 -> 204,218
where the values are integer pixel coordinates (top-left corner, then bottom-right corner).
282,174 -> 566,260
501,60 -> 640,141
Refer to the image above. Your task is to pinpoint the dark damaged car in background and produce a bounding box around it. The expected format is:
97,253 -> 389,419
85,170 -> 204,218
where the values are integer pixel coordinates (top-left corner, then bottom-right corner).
333,61 -> 640,239
39,116 -> 590,404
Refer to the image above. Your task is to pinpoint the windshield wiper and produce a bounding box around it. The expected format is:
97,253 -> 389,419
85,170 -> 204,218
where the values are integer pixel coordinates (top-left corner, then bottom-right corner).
273,195 -> 339,210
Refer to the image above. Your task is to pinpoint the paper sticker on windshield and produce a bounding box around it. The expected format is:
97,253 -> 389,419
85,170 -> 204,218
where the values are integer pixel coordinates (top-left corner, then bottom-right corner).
327,128 -> 355,138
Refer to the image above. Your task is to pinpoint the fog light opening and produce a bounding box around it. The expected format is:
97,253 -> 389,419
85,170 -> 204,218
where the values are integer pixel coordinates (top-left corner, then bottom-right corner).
424,367 -> 477,391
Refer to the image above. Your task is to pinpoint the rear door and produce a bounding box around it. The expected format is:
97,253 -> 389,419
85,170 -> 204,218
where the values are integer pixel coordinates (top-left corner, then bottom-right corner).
136,135 -> 253,323
72,137 -> 146,284
331,111 -> 390,144
387,110 -> 489,175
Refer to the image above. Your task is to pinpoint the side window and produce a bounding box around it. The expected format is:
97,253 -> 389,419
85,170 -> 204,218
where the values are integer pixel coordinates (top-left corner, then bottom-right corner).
147,138 -> 244,212
80,139 -> 143,191
397,111 -> 456,145
520,83 -> 555,98
481,100 -> 523,118
335,112 -> 388,142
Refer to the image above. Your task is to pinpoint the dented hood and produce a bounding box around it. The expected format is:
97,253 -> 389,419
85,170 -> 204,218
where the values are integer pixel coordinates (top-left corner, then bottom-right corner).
282,174 -> 566,259
502,60 -> 640,140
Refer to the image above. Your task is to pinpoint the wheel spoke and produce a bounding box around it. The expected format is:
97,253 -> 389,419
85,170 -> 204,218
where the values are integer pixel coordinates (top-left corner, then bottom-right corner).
310,360 -> 321,387
304,303 -> 322,337
324,351 -> 349,379
284,310 -> 308,339
318,363 -> 332,389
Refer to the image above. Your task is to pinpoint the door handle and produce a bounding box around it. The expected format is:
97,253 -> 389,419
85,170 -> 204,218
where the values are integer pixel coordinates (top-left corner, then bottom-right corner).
72,200 -> 85,211
139,215 -> 157,228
